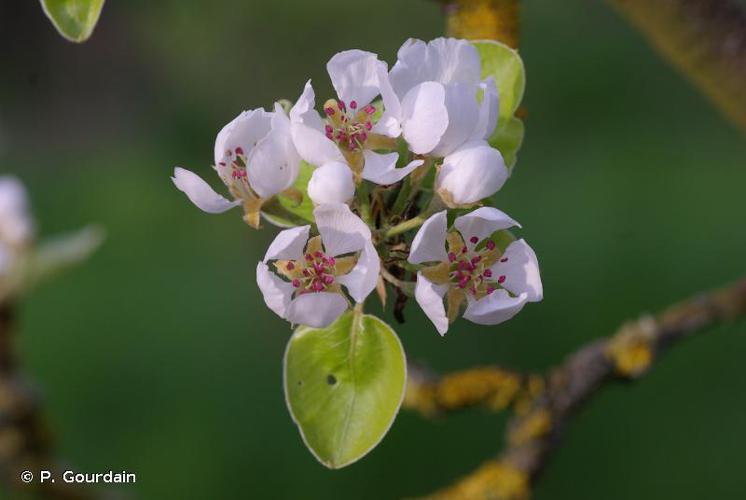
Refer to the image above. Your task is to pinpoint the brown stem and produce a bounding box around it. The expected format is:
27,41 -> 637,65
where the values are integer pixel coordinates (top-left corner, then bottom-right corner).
0,302 -> 99,500
609,0 -> 746,132
415,277 -> 746,499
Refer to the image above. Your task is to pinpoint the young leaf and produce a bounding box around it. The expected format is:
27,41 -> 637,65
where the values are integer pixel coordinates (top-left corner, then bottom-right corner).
40,0 -> 106,43
473,40 -> 526,126
284,310 -> 407,469
489,116 -> 524,169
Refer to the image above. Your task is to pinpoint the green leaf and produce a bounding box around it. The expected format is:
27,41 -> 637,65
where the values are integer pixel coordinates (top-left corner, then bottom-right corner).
263,161 -> 315,226
473,40 -> 526,126
489,116 -> 524,169
284,310 -> 407,469
40,0 -> 106,43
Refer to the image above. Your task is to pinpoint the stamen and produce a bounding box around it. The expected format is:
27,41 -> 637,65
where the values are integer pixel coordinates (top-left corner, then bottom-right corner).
486,240 -> 496,250
448,252 -> 456,262
498,275 -> 506,284
500,257 -> 509,263
286,262 -> 295,271
483,269 -> 492,278
292,279 -> 301,288
470,236 -> 479,244
349,100 -> 357,110
235,147 -> 244,156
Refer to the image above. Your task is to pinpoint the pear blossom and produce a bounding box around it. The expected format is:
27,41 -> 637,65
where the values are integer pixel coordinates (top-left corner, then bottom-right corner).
379,38 -> 508,206
0,176 -> 34,300
172,102 -> 302,228
408,208 -> 542,335
289,50 -> 423,204
384,37 -> 500,157
256,203 -> 380,328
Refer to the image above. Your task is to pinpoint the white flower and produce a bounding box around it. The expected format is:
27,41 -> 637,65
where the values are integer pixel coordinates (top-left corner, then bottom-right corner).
0,176 -> 34,299
408,208 -> 542,335
172,103 -> 302,228
289,50 -> 423,204
0,176 -> 34,248
256,203 -> 380,328
436,140 -> 508,206
382,38 -> 500,158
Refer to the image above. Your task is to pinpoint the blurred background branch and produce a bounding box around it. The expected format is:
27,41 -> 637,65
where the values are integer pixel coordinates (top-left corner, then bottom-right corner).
415,277 -> 746,499
609,0 -> 746,132
0,302 -> 98,500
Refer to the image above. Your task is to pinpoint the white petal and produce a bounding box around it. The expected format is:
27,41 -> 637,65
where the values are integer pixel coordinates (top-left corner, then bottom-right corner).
289,81 -> 345,167
371,63 -> 402,138
0,176 -> 34,245
327,50 -> 384,107
337,241 -> 380,303
408,210 -> 448,264
263,225 -> 310,263
314,203 -> 371,257
401,81 -> 449,155
437,141 -> 509,205
430,82 -> 481,157
414,272 -> 449,336
389,38 -> 429,98
171,167 -> 239,214
286,292 -> 348,328
214,109 -> 272,166
289,80 -> 318,124
463,290 -> 528,326
390,37 -> 481,98
246,129 -> 301,199
256,262 -> 295,320
361,151 -> 422,185
426,37 -> 482,88
307,162 -> 355,205
490,239 -> 543,302
470,77 -> 500,141
453,206 -> 520,249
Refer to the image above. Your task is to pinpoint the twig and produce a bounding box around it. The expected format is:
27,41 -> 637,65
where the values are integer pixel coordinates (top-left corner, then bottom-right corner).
609,0 -> 746,131
0,302 -> 99,500
436,0 -> 520,47
412,277 -> 746,499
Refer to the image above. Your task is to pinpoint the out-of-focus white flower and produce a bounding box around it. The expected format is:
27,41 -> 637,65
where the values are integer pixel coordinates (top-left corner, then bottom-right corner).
289,51 -> 423,204
256,203 -> 380,328
436,140 -> 509,206
408,208 -> 542,335
172,103 -> 302,228
382,38 -> 500,158
0,176 -> 34,300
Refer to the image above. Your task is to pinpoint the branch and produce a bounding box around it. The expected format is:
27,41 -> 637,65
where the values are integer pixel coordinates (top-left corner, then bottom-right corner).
609,0 -> 746,132
0,302 -> 100,500
414,277 -> 746,499
436,0 -> 519,47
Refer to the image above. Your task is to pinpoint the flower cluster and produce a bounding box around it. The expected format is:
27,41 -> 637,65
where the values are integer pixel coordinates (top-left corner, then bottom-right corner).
173,37 -> 542,334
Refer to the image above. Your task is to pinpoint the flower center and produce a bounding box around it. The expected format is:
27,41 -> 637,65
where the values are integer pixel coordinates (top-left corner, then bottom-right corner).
216,147 -> 256,200
448,236 -> 508,297
323,99 -> 376,152
290,250 -> 337,294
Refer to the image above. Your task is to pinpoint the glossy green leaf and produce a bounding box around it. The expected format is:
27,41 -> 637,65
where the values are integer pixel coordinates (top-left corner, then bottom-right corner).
284,310 -> 407,469
489,116 -> 524,169
40,0 -> 106,43
473,40 -> 526,126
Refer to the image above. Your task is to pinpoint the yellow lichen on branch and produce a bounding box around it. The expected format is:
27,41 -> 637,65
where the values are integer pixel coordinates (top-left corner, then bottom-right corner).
404,366 -> 527,416
441,0 -> 519,47
424,460 -> 529,500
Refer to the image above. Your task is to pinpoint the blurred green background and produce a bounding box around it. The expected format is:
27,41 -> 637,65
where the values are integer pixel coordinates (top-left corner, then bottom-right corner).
1,0 -> 745,498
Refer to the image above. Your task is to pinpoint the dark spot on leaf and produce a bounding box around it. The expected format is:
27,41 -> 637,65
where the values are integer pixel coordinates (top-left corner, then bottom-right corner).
297,380 -> 303,386
327,374 -> 337,385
